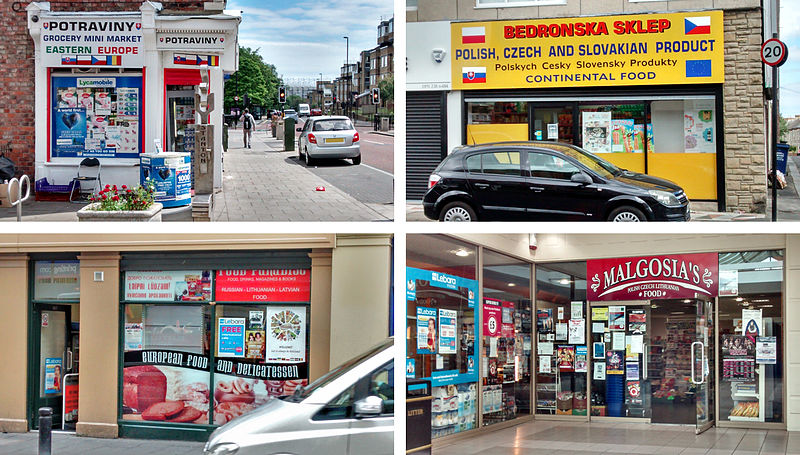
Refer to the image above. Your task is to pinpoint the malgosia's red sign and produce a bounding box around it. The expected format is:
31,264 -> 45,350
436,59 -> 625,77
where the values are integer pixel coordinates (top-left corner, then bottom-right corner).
587,253 -> 718,301
215,270 -> 311,302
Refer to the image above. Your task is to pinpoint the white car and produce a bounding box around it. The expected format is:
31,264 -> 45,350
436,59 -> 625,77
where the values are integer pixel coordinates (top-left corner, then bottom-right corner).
298,103 -> 311,117
297,116 -> 361,165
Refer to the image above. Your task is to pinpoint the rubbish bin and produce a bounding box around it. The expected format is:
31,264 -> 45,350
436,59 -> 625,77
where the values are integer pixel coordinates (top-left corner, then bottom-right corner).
276,120 -> 285,141
381,116 -> 390,132
777,142 -> 790,175
284,117 -> 295,152
406,378 -> 431,454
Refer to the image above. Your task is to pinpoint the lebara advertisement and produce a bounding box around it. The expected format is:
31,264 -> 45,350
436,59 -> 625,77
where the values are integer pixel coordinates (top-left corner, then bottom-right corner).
417,307 -> 438,354
51,76 -> 142,158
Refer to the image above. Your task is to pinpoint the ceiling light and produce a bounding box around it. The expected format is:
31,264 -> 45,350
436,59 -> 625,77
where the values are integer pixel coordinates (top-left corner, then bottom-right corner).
559,278 -> 570,285
683,299 -> 691,303
735,297 -> 744,302
454,249 -> 470,257
508,283 -> 516,287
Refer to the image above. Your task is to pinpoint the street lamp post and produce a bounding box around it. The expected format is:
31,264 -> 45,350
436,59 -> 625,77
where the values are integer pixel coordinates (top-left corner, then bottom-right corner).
343,35 -> 349,118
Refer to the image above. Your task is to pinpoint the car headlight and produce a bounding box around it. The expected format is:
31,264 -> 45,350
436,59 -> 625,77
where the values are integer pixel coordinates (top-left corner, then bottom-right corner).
648,190 -> 681,207
204,443 -> 239,455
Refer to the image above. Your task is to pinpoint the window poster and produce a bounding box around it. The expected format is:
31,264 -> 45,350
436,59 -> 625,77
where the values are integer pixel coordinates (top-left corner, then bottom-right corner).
537,309 -> 554,333
719,269 -> 739,296
591,307 -> 608,321
756,336 -> 777,365
537,341 -> 554,356
721,335 -> 755,381
593,362 -> 606,380
742,309 -> 763,341
34,260 -> 80,301
439,309 -> 457,354
124,323 -> 143,351
608,306 -> 626,330
684,99 -> 715,154
571,301 -> 583,319
245,330 -> 265,360
582,111 -> 612,154
218,318 -> 246,358
557,306 -> 564,320
628,310 -> 646,333
611,119 -> 635,153
632,124 -> 645,153
44,358 -> 63,394
626,362 -> 640,381
406,358 -> 416,378
568,319 -> 585,345
125,271 -> 212,302
575,345 -> 588,373
501,301 -> 515,338
593,342 -> 605,360
266,307 -> 307,363
52,76 -> 142,158
557,346 -> 575,371
612,332 -> 626,351
646,123 -> 655,153
592,322 -> 605,333
606,350 -> 624,374
539,355 -> 552,373
417,307 -> 437,354
483,299 -> 502,337
555,322 -> 568,341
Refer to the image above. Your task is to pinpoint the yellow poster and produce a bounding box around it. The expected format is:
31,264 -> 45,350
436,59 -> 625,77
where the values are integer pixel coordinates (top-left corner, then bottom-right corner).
451,11 -> 724,90
591,307 -> 609,321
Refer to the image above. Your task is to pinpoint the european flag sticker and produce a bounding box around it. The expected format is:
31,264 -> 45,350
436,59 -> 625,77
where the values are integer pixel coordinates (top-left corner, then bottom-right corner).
685,59 -> 712,78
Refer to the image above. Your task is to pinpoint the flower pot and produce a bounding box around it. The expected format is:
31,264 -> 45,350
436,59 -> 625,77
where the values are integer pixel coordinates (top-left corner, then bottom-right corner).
77,202 -> 163,222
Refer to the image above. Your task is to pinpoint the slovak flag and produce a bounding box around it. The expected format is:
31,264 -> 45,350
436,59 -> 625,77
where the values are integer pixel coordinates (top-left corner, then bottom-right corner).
462,26 -> 486,44
685,16 -> 711,35
61,55 -> 76,65
462,67 -> 486,84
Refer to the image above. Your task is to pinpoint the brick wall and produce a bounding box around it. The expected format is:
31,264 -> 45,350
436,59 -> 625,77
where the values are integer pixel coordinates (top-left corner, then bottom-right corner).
722,9 -> 767,213
0,0 -> 206,179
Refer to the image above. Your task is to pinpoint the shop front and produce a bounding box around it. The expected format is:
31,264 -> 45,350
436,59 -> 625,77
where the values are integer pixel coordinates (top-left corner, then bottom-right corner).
407,234 -> 788,446
27,2 -> 238,191
0,234 -> 393,440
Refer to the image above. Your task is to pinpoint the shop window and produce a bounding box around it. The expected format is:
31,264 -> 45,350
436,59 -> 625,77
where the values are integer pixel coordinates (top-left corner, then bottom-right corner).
481,250 -> 532,426
578,103 -> 647,154
34,261 -> 80,301
407,235 -> 478,438
467,102 -> 528,144
51,73 -> 142,159
651,99 -> 716,154
534,262 -> 587,416
718,251 -> 783,423
528,152 -> 581,180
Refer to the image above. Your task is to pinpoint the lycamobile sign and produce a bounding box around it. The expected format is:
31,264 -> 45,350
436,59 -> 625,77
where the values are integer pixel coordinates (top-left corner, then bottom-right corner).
587,253 -> 718,301
77,78 -> 116,88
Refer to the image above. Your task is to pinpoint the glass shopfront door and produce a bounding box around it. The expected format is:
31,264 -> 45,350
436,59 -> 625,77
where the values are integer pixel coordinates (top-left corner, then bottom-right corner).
31,304 -> 74,429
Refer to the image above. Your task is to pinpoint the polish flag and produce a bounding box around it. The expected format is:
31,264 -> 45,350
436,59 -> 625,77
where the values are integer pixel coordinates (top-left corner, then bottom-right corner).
684,16 -> 711,35
462,26 -> 486,44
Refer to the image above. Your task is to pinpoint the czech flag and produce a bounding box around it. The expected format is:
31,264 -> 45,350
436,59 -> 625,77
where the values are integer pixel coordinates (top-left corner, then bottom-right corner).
462,67 -> 486,84
61,55 -> 77,65
76,55 -> 92,65
91,55 -> 107,65
685,16 -> 711,35
197,55 -> 208,65
462,26 -> 486,44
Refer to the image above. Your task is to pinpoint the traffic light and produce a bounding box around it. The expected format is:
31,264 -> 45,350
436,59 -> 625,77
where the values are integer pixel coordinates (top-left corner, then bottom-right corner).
333,94 -> 337,104
278,86 -> 286,104
371,87 -> 380,105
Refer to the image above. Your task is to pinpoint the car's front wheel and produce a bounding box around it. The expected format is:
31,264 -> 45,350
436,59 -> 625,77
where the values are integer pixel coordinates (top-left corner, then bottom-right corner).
439,201 -> 477,222
608,206 -> 647,222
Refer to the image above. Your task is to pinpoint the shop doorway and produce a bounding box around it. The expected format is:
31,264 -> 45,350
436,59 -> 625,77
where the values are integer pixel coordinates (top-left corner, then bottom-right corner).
29,304 -> 78,430
588,298 -> 715,433
166,88 -> 196,154
531,104 -> 574,144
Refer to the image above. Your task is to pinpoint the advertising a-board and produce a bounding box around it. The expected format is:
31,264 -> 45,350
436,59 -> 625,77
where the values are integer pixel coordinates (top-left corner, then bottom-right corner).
140,153 -> 192,207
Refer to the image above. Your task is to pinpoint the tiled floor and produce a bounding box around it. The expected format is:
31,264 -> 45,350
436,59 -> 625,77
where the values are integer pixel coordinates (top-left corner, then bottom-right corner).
433,421 -> 799,455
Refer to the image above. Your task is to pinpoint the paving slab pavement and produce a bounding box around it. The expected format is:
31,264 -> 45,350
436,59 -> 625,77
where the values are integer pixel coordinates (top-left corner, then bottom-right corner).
0,431 -> 205,455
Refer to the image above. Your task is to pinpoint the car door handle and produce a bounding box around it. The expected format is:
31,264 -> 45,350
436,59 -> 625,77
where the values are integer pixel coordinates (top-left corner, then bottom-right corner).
529,186 -> 544,192
474,183 -> 490,189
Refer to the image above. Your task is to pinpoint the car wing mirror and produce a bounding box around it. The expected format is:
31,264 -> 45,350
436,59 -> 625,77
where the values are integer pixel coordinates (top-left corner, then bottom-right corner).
354,396 -> 383,418
571,173 -> 592,185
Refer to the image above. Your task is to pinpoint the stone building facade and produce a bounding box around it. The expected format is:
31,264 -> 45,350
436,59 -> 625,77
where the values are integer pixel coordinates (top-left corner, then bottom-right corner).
0,0 -> 214,180
406,0 -> 776,213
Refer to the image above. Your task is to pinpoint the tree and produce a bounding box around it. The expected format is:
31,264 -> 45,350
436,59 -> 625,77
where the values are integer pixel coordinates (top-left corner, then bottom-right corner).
378,75 -> 393,108
285,94 -> 304,111
224,47 -> 282,112
780,115 -> 789,141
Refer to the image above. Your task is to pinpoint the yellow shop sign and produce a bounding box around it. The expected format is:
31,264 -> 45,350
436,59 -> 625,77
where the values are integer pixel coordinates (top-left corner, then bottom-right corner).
451,11 -> 724,90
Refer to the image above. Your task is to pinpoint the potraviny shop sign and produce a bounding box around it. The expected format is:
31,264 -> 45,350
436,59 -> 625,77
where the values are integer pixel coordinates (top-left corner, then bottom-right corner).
587,253 -> 719,301
40,16 -> 144,68
451,11 -> 724,90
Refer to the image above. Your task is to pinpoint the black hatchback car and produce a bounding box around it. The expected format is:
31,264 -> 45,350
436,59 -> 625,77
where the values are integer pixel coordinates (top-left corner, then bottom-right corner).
423,142 -> 690,222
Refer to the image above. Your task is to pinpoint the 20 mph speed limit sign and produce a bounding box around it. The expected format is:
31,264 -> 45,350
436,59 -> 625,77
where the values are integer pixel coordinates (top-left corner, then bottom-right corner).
761,38 -> 788,67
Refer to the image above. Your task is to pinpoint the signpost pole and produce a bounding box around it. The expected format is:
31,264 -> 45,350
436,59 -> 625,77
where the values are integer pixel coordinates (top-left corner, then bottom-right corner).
771,32 -> 779,222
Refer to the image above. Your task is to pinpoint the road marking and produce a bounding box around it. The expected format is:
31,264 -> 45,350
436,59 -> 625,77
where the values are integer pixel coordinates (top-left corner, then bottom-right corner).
362,163 -> 394,178
365,140 -> 385,145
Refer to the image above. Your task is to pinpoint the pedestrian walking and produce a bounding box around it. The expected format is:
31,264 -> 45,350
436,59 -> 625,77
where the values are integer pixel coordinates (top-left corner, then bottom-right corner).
240,108 -> 255,148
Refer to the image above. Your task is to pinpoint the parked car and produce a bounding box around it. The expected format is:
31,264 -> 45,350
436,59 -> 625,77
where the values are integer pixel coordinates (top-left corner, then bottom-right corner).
310,108 -> 323,116
424,141 -> 690,222
283,109 -> 300,122
298,103 -> 311,117
296,116 -> 361,165
203,338 -> 393,455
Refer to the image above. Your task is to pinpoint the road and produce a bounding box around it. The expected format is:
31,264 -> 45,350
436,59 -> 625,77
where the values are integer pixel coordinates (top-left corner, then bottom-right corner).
288,118 -> 394,207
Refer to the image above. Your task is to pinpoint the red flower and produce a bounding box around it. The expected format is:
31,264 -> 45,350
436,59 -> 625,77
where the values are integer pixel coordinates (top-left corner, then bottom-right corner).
112,195 -> 119,201
105,184 -> 110,189
101,194 -> 107,200
121,185 -> 127,190
126,189 -> 132,193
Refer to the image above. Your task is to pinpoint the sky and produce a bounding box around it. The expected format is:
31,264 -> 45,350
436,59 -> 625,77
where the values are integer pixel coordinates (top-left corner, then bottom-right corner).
782,2 -> 800,117
227,0 -> 393,85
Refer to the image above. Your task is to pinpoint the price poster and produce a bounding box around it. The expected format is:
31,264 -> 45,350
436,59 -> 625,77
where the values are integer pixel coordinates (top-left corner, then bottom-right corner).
483,299 -> 503,337
575,345 -> 588,372
438,309 -> 457,354
417,307 -> 437,354
217,318 -> 246,358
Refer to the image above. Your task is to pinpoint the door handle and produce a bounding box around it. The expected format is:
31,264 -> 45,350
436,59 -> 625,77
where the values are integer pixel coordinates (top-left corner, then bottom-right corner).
690,341 -> 703,384
474,183 -> 490,189
66,350 -> 74,371
529,186 -> 544,192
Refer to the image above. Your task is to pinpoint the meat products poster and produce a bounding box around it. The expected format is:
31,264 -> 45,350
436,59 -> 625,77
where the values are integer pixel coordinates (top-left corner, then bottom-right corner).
266,306 -> 307,363
218,318 -> 246,358
212,374 -> 307,425
215,269 -> 311,302
123,351 -> 211,424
